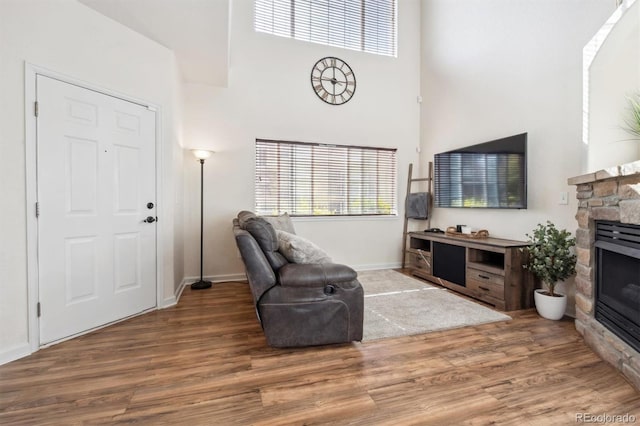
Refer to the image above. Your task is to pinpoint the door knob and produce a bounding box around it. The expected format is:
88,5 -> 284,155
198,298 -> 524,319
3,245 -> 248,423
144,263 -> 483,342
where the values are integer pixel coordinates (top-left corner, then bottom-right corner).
147,202 -> 154,209
143,216 -> 156,223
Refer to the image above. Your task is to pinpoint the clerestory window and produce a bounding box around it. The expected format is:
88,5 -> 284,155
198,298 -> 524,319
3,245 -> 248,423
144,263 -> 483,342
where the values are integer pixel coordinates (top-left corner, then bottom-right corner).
254,0 -> 397,57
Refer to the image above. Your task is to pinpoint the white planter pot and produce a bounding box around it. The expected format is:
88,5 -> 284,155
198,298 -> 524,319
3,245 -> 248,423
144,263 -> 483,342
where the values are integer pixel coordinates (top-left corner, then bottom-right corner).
534,289 -> 567,320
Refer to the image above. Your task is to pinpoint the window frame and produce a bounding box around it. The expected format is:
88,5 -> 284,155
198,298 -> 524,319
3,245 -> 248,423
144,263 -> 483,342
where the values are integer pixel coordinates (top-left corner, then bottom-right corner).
254,0 -> 398,58
255,139 -> 398,218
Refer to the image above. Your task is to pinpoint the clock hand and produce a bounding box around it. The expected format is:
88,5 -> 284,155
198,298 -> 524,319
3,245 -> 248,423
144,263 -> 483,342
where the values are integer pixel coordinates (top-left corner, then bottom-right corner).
320,77 -> 345,85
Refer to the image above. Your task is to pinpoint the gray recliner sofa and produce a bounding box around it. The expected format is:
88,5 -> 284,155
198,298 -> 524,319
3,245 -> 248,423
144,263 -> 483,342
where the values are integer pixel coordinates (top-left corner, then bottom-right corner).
233,211 -> 364,347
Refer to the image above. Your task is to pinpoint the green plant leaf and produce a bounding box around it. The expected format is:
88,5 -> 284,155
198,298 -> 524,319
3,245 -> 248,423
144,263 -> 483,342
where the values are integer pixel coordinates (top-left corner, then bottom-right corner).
622,92 -> 640,139
524,221 -> 577,291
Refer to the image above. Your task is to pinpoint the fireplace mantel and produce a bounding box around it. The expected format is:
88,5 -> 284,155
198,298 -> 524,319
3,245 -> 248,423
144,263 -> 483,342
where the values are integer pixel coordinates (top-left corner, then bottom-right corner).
569,161 -> 640,186
569,160 -> 640,389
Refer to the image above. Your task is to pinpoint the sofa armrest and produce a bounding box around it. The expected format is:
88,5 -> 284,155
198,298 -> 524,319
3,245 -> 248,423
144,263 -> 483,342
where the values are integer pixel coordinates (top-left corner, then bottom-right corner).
279,263 -> 357,288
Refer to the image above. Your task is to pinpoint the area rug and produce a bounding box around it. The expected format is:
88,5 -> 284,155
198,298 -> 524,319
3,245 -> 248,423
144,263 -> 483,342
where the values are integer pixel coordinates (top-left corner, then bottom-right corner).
358,269 -> 511,341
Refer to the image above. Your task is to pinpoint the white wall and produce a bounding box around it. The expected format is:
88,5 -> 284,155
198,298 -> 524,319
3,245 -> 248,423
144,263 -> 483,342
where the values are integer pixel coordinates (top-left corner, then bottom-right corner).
182,0 -> 422,279
420,0 -> 613,316
421,0 -> 612,238
587,0 -> 640,171
0,0 -> 184,363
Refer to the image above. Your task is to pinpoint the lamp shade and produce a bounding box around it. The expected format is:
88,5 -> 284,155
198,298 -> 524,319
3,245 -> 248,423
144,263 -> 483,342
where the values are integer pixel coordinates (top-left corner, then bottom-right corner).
191,149 -> 214,160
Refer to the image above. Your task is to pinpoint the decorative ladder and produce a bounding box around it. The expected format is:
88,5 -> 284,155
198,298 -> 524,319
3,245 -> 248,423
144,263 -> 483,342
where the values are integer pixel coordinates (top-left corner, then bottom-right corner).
401,162 -> 433,268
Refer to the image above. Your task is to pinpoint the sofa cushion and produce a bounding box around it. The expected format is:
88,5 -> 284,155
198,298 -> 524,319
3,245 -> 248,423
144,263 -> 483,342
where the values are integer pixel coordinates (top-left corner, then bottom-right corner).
276,230 -> 333,264
238,210 -> 258,229
262,213 -> 296,234
243,216 -> 279,253
279,263 -> 357,287
238,212 -> 289,271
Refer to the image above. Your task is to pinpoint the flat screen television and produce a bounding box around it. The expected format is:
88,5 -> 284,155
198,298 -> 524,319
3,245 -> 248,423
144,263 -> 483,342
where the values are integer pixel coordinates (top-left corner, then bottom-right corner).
434,133 -> 527,209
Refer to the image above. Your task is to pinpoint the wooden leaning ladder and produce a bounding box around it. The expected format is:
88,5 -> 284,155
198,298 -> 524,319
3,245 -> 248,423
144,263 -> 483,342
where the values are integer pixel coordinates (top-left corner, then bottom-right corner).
401,162 -> 433,268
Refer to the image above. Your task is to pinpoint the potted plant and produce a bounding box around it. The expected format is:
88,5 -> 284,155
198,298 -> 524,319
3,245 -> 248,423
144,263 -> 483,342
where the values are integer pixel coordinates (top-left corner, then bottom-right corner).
622,92 -> 640,140
524,221 -> 577,320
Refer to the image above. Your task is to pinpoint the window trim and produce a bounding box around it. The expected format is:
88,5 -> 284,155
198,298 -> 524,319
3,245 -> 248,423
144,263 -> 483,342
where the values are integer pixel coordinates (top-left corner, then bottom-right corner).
255,138 -> 398,218
254,0 -> 398,58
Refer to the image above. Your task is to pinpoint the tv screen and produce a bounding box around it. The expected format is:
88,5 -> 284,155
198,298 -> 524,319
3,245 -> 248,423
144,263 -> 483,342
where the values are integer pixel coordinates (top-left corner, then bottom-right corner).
434,133 -> 527,209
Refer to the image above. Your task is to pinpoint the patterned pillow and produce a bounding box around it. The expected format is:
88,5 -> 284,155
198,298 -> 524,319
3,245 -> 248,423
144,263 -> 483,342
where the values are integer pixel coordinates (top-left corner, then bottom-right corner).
276,230 -> 332,264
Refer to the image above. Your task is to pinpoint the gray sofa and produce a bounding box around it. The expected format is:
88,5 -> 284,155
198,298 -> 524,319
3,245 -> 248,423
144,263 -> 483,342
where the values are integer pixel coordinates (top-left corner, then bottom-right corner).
233,211 -> 364,347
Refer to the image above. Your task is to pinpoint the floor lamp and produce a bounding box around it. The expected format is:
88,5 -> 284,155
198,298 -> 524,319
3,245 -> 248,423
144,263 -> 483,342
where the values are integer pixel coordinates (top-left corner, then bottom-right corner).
191,149 -> 214,290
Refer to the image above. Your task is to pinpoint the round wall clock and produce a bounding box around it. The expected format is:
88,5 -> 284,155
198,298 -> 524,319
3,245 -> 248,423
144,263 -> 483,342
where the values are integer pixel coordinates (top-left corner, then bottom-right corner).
310,57 -> 356,105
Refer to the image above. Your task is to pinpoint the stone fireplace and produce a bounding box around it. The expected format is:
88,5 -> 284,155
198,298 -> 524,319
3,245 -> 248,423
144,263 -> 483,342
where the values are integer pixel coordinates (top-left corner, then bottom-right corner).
569,160 -> 640,389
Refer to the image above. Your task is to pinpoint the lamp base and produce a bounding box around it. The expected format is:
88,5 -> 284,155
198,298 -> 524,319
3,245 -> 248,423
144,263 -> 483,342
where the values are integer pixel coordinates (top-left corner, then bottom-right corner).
191,280 -> 212,290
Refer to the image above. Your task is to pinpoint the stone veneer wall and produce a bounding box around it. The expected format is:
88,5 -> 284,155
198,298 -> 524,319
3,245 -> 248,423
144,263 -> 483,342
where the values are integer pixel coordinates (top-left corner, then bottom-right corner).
569,161 -> 640,389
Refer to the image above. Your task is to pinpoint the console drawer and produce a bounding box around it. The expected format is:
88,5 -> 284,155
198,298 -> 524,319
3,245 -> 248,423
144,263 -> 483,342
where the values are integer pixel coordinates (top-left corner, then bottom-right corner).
467,278 -> 503,300
408,251 -> 431,274
467,267 -> 504,300
467,267 -> 504,286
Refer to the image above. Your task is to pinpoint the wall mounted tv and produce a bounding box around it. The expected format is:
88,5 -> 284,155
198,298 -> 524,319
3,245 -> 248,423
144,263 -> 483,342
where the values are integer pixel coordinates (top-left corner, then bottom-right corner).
434,133 -> 527,209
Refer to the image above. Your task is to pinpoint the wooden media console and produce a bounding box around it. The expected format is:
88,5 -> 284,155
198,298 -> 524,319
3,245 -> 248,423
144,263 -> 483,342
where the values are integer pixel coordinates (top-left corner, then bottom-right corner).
406,232 -> 535,311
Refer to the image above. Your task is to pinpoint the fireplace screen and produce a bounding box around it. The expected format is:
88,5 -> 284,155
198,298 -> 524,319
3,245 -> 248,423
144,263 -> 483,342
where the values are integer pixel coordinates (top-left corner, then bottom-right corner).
595,221 -> 640,352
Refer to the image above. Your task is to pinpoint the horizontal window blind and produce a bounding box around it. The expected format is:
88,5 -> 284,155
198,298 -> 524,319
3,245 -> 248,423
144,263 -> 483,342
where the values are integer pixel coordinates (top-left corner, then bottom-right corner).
256,139 -> 397,216
255,0 -> 397,57
434,153 -> 526,208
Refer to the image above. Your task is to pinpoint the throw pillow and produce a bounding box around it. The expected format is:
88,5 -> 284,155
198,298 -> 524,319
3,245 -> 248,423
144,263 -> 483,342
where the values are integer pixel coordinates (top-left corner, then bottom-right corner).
276,230 -> 333,264
262,213 -> 296,234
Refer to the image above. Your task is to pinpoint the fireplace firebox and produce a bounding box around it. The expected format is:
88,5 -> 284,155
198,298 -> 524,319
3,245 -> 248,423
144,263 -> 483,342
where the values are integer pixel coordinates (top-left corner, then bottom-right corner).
595,221 -> 640,352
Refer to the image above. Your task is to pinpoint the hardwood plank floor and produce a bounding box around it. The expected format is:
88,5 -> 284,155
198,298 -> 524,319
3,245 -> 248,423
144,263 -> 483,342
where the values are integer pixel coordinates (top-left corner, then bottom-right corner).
1,279 -> 639,425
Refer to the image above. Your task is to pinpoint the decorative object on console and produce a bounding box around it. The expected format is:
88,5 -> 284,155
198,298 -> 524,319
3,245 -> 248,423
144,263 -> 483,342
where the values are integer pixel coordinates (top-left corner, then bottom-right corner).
190,149 -> 214,290
424,228 -> 444,233
523,221 -> 576,320
445,227 -> 489,239
310,56 -> 356,105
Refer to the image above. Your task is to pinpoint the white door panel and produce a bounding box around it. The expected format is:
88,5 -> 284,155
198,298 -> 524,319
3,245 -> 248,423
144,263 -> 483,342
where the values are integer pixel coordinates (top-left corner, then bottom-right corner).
37,76 -> 156,345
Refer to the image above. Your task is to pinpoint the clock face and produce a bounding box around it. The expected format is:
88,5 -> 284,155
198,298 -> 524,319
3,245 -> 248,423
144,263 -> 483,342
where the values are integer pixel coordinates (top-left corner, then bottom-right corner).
310,57 -> 356,105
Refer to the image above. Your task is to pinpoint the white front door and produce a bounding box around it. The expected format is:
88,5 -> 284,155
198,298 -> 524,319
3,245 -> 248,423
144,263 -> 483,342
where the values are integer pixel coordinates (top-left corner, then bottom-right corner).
37,75 -> 157,345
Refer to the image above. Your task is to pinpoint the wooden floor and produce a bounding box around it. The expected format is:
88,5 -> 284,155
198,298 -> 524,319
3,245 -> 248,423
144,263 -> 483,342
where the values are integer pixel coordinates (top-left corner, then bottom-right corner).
2,279 -> 640,425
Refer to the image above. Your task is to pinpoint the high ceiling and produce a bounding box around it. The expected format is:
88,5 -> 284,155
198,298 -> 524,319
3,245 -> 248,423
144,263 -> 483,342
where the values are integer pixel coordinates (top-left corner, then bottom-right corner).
79,0 -> 229,86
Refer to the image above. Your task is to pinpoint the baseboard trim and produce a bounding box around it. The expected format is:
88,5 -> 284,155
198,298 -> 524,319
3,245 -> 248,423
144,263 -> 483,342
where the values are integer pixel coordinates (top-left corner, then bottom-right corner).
353,262 -> 402,272
162,274 -> 248,308
162,278 -> 187,308
184,273 -> 248,285
0,343 -> 32,366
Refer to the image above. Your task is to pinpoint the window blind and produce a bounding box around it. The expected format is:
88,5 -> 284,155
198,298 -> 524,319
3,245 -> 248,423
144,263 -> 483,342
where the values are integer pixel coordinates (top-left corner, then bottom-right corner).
254,0 -> 397,57
434,152 -> 526,208
255,139 -> 397,216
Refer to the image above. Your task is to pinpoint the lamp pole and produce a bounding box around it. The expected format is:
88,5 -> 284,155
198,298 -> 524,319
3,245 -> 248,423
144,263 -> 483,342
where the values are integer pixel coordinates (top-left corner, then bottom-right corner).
191,150 -> 213,290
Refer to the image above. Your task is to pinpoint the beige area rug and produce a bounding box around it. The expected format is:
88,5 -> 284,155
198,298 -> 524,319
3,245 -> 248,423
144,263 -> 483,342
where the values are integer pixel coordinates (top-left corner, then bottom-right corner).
358,269 -> 511,341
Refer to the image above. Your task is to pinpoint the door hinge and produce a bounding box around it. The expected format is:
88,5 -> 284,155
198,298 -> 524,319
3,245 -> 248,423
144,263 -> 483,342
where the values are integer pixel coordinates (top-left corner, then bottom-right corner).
37,302 -> 41,317
35,201 -> 40,218
34,101 -> 39,117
